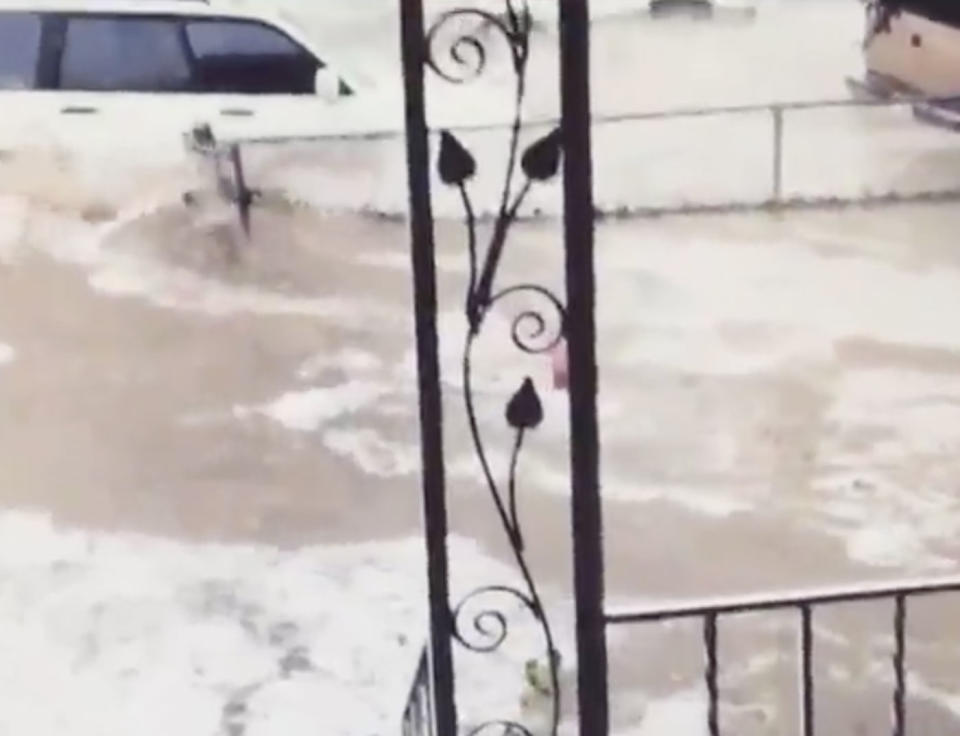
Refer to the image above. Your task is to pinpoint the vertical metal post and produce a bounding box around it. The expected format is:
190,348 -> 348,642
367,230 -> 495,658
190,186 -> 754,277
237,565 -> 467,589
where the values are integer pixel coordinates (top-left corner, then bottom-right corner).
800,604 -> 814,736
892,595 -> 907,736
398,2 -> 458,734
558,1 -> 610,734
704,614 -> 720,736
772,105 -> 784,203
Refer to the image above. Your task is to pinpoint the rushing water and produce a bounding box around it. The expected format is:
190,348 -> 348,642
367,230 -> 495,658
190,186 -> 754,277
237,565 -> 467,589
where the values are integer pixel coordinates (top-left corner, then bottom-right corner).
3,1 -> 960,734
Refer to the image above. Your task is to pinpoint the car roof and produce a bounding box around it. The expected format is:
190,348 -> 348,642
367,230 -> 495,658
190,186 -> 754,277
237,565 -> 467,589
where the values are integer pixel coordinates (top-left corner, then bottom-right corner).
0,0 -> 277,20
0,0 -> 380,93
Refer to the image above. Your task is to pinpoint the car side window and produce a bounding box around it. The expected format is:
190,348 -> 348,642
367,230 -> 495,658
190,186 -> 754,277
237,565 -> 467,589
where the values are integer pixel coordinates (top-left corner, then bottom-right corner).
0,13 -> 41,90
59,17 -> 192,92
186,20 -> 309,59
185,19 -> 320,94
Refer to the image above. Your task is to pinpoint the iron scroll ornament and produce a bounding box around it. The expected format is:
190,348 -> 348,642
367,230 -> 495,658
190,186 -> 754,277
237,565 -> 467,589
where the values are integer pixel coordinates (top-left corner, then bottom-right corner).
426,2 -> 565,735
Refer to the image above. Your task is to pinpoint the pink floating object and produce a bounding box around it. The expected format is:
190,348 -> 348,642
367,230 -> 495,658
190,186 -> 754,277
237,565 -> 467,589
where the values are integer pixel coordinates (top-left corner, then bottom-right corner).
551,339 -> 569,391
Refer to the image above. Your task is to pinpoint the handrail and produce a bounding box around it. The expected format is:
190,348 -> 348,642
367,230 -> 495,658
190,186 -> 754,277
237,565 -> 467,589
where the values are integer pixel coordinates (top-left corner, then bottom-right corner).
233,90 -> 960,146
606,575 -> 960,736
606,573 -> 960,623
200,90 -> 960,222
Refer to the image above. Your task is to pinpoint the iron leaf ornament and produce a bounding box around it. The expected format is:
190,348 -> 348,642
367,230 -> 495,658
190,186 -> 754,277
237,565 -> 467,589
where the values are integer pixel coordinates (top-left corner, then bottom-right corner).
506,378 -> 544,430
521,128 -> 563,182
439,130 -> 477,185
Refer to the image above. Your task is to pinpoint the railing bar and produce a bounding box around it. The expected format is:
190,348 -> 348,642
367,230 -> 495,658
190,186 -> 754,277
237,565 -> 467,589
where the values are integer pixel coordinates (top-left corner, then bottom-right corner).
586,93 -> 960,125
592,189 -> 960,220
771,105 -> 784,203
800,604 -> 814,736
232,92 -> 960,146
425,684 -> 434,736
401,646 -> 432,736
427,676 -> 436,736
893,594 -> 907,736
606,578 -> 960,624
704,613 -> 720,736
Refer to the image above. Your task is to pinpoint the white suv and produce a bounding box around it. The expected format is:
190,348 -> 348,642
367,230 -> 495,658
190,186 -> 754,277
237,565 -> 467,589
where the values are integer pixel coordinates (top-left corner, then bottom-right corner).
0,0 -> 368,166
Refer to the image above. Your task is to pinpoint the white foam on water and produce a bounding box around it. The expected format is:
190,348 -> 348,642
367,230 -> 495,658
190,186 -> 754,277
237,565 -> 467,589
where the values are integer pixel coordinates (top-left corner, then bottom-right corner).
812,472 -> 960,570
824,368 -> 960,460
89,258 -> 399,326
323,428 -> 420,478
599,231 -> 960,369
0,509 -> 581,736
241,381 -> 391,432
458,448 -> 752,518
0,344 -> 14,367
810,367 -> 960,569
0,196 -> 28,263
0,193 -> 402,326
605,480 -> 754,518
615,689 -> 710,736
844,522 -> 952,570
296,349 -> 382,380
906,673 -> 960,721
353,248 -> 469,275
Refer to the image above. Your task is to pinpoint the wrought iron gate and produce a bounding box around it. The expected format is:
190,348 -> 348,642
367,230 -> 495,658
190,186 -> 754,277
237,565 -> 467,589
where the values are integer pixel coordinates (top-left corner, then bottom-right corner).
399,0 -> 608,733
398,1 -> 960,734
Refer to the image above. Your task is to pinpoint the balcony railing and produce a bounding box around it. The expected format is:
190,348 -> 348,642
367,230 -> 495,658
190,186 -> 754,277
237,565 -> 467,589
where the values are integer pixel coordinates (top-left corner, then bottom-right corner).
606,575 -> 960,736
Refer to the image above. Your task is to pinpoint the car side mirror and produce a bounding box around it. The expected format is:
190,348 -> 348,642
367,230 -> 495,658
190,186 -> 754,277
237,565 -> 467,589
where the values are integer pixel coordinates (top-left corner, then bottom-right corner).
315,67 -> 347,100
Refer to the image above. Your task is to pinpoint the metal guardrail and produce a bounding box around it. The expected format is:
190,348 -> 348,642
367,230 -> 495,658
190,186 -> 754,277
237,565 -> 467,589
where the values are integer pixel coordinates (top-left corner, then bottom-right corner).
592,187 -> 960,219
606,575 -> 960,736
402,646 -> 435,736
213,90 -> 960,221
237,90 -> 960,144
580,90 -> 960,217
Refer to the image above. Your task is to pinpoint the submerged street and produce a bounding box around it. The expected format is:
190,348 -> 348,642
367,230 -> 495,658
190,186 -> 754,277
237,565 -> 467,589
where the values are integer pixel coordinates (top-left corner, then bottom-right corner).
2,0 -> 960,734
4,199 -> 960,733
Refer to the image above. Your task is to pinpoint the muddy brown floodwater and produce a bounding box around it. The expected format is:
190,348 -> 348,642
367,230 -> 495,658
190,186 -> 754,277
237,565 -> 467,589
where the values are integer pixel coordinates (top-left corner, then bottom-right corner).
3,191 -> 960,733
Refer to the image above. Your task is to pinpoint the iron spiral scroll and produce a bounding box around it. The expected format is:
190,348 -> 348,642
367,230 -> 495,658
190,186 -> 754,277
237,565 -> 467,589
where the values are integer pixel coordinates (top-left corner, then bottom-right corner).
426,2 -> 565,734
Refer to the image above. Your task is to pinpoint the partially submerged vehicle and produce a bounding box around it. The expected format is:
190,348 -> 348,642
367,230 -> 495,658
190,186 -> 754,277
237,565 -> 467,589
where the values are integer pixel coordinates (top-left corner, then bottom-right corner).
0,0 -> 395,233
851,0 -> 960,129
0,0 -> 377,157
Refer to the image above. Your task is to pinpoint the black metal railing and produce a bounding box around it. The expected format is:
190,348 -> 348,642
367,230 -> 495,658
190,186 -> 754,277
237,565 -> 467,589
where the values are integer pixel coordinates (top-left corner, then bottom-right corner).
606,575 -> 960,736
402,646 -> 435,736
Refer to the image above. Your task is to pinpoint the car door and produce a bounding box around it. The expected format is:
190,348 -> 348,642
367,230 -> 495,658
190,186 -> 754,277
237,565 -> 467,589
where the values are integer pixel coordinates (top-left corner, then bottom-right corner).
0,11 -> 58,157
48,14 -> 206,171
180,17 -> 355,141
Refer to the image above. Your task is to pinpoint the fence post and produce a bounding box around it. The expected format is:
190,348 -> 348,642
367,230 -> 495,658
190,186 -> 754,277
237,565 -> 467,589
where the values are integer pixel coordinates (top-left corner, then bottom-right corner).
772,104 -> 784,203
558,1 -> 611,734
398,1 -> 458,734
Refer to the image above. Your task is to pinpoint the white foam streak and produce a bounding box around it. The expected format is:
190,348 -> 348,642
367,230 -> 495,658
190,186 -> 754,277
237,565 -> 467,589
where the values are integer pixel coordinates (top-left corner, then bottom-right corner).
0,510 -> 576,736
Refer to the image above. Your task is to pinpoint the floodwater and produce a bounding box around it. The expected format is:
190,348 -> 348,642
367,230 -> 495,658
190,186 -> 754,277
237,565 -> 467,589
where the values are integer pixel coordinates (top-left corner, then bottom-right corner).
3,1 -> 960,734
